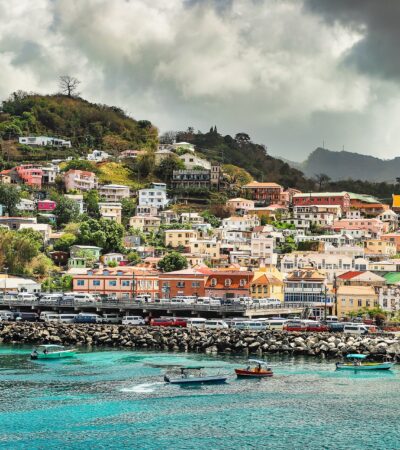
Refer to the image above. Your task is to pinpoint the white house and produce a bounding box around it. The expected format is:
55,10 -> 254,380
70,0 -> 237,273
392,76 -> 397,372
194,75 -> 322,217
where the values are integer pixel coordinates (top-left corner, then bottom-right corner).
179,153 -> 211,170
99,184 -> 130,202
138,185 -> 169,209
172,142 -> 195,152
19,136 -> 71,147
250,236 -> 277,265
221,215 -> 260,231
17,199 -> 35,212
87,150 -> 111,162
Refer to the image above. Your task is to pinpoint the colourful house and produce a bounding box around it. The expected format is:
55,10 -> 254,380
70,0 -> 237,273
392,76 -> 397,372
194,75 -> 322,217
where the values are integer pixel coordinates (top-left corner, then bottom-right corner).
14,165 -> 43,187
37,200 -> 56,211
242,181 -> 283,205
293,192 -> 351,212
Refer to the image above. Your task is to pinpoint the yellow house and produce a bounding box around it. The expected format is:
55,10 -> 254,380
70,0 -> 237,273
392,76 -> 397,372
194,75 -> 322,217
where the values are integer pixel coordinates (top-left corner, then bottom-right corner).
251,270 -> 284,302
129,216 -> 161,233
98,202 -> 122,224
165,230 -> 198,248
189,239 -> 220,260
364,239 -> 396,257
337,285 -> 379,317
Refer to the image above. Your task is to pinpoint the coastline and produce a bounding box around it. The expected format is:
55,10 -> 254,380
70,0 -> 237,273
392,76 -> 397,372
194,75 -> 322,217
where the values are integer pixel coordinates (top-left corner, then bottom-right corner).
1,322 -> 399,360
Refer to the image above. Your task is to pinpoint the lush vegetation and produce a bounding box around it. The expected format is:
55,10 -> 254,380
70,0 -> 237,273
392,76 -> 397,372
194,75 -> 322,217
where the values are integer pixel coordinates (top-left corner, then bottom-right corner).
158,252 -> 188,272
0,92 -> 158,152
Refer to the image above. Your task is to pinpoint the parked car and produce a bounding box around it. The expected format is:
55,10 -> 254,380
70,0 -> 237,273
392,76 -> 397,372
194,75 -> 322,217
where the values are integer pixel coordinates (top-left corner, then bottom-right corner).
14,312 -> 39,322
73,293 -> 99,304
305,321 -> 329,332
122,315 -> 145,325
204,319 -> 229,330
343,323 -> 377,335
39,311 -> 60,322
58,313 -> 77,324
327,322 -> 345,332
0,310 -> 13,321
17,293 -> 37,303
150,317 -> 187,327
74,313 -> 101,324
39,294 -> 63,305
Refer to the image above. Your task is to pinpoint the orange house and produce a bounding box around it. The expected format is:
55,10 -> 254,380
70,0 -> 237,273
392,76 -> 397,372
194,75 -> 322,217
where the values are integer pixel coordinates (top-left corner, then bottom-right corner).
203,269 -> 253,299
158,268 -> 209,298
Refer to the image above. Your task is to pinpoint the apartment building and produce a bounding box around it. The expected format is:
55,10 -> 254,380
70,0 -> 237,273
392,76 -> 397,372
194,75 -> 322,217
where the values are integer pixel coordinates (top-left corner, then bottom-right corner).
242,181 -> 283,205
293,192 -> 351,212
129,216 -> 161,233
337,285 -> 378,317
165,230 -> 198,248
138,184 -> 169,209
99,184 -> 130,202
64,170 -> 97,192
98,202 -> 122,223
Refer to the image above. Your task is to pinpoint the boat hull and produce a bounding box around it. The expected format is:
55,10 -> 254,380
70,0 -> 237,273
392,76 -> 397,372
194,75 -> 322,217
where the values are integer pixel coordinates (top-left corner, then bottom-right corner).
166,376 -> 227,385
235,369 -> 273,378
32,351 -> 76,360
336,362 -> 393,371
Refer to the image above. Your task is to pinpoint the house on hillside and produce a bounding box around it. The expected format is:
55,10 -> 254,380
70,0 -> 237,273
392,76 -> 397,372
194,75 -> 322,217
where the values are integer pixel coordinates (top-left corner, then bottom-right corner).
64,169 -> 97,192
242,181 -> 284,205
19,136 -> 71,147
179,153 -> 211,170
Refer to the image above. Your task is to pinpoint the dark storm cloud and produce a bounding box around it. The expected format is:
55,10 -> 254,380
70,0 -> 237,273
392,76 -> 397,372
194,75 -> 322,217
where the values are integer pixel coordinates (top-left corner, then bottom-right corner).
305,0 -> 400,80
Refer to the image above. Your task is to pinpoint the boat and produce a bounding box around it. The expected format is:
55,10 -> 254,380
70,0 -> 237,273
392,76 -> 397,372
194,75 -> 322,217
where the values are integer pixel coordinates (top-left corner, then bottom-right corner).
164,367 -> 228,385
335,354 -> 394,371
30,345 -> 76,360
235,359 -> 274,378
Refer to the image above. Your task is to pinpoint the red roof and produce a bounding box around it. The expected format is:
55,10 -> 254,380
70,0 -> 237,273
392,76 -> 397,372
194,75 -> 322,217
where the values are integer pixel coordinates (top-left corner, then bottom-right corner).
337,271 -> 363,280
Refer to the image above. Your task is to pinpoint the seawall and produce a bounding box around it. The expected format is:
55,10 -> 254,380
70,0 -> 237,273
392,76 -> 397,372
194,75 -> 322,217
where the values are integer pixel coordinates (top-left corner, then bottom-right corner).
1,322 -> 399,359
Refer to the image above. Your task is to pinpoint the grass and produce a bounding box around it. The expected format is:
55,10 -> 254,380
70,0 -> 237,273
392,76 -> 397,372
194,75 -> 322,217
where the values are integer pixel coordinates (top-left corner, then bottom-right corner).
97,162 -> 144,189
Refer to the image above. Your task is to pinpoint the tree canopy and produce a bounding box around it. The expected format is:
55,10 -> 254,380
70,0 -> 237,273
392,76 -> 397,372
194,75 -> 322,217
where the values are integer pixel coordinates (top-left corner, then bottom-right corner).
78,218 -> 125,253
158,251 -> 188,272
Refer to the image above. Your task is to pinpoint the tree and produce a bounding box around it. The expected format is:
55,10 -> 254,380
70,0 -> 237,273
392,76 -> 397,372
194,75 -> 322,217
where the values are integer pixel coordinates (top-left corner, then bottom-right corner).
158,251 -> 188,272
314,173 -> 331,191
54,196 -> 80,227
53,233 -> 77,252
121,197 -> 137,224
0,229 -> 41,274
62,159 -> 98,174
126,251 -> 141,265
0,184 -> 21,216
59,75 -> 81,97
84,190 -> 100,218
235,132 -> 251,144
200,210 -> 221,228
78,218 -> 125,253
155,155 -> 185,182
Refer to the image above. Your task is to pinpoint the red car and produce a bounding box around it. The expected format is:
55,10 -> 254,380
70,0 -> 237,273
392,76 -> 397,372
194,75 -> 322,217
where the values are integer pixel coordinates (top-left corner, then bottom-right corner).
150,317 -> 187,327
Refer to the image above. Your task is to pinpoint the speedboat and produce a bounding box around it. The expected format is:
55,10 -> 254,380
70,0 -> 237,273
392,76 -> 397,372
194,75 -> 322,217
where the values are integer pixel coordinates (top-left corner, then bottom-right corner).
30,345 -> 76,360
164,367 -> 227,385
235,359 -> 273,378
335,354 -> 394,371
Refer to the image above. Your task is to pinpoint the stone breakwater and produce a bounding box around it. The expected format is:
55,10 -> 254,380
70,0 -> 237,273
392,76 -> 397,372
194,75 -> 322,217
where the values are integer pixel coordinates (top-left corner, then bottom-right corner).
0,322 -> 399,359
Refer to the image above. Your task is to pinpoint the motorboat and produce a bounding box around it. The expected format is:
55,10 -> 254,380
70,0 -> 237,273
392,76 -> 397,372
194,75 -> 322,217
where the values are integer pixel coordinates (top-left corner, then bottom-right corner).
235,359 -> 274,378
335,354 -> 394,371
30,345 -> 76,360
164,367 -> 227,385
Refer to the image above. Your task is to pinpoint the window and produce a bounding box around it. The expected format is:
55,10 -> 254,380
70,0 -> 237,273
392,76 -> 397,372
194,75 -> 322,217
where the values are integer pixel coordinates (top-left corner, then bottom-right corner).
225,279 -> 232,287
192,281 -> 200,288
210,278 -> 217,287
177,282 -> 185,288
109,280 -> 117,287
122,280 -> 130,287
358,299 -> 362,307
77,280 -> 85,286
239,279 -> 246,287
93,280 -> 100,286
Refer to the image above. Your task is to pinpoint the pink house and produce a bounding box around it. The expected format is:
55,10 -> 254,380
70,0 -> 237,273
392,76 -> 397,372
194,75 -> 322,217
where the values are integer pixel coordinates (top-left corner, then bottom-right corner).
15,165 -> 43,187
331,218 -> 387,237
293,192 -> 351,212
37,200 -> 56,211
64,169 -> 97,192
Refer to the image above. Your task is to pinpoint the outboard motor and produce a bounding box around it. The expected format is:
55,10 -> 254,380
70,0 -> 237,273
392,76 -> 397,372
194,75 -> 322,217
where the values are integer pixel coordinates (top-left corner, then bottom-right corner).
30,350 -> 38,360
164,374 -> 170,383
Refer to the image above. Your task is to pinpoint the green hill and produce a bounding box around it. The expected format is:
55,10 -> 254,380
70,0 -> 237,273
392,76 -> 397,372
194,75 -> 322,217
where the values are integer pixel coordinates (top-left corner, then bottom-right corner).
0,92 -> 158,153
175,128 -> 314,190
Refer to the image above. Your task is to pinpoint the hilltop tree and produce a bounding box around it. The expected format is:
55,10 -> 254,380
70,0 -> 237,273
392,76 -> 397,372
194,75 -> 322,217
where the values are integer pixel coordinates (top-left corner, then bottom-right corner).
59,75 -> 81,97
155,155 -> 185,182
314,173 -> 331,190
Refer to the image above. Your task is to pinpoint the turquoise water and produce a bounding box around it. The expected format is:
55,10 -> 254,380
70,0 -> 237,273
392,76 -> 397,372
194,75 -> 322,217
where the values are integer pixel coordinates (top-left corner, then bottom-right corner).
0,346 -> 399,449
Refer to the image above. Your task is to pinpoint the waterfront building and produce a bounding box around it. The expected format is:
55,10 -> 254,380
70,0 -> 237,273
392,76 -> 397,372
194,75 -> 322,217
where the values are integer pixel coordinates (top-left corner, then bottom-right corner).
336,285 -> 379,317
158,268 -> 208,298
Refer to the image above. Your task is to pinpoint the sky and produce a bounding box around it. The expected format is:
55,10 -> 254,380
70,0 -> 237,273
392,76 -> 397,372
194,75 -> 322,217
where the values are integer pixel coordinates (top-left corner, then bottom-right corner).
1,0 -> 400,161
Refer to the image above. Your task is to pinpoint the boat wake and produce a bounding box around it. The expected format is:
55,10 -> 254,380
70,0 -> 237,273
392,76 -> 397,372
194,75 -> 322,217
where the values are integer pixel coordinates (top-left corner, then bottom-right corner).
120,382 -> 163,393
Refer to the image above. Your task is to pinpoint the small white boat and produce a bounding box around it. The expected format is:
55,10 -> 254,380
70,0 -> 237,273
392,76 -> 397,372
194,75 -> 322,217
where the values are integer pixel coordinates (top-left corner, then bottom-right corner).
164,367 -> 227,385
335,354 -> 394,371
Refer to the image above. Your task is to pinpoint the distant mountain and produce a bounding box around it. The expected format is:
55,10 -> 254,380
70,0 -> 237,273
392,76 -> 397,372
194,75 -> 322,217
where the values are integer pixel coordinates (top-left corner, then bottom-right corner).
294,148 -> 400,182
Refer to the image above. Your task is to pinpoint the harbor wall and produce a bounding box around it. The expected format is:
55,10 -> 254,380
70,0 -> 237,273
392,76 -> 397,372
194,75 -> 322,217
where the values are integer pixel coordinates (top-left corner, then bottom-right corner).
0,322 -> 399,359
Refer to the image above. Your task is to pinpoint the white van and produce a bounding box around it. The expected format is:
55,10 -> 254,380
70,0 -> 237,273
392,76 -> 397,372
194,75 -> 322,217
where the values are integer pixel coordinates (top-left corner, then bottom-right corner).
267,319 -> 287,330
209,298 -> 222,306
186,318 -> 207,329
58,314 -> 77,324
39,294 -> 63,305
196,297 -> 212,305
101,314 -> 122,324
73,293 -> 99,304
343,323 -> 370,335
205,320 -> 229,330
242,321 -> 268,331
0,310 -> 13,321
40,312 -> 60,322
325,315 -> 339,323
122,315 -> 145,325
17,292 -> 37,302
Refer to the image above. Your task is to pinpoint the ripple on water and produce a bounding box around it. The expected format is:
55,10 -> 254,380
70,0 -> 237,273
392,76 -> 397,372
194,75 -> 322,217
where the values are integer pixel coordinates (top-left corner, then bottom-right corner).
0,346 -> 398,449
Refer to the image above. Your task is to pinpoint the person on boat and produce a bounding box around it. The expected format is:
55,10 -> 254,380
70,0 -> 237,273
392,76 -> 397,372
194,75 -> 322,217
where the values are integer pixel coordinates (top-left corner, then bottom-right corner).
257,363 -> 262,373
31,349 -> 38,359
43,348 -> 48,355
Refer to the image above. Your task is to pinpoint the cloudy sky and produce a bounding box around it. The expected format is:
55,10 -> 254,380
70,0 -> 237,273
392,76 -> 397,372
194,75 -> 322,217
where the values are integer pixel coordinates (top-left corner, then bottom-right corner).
0,0 -> 399,161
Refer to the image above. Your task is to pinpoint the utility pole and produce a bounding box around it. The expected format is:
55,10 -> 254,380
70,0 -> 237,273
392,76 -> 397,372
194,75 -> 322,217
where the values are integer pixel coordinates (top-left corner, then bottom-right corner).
333,274 -> 338,317
324,284 -> 328,320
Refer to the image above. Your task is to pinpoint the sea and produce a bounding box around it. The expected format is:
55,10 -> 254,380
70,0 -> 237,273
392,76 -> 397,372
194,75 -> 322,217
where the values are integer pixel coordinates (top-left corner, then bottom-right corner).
0,346 -> 399,450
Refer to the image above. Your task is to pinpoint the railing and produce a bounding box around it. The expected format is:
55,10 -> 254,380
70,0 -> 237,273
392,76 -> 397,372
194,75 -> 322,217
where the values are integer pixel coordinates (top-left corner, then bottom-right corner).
0,298 -> 305,313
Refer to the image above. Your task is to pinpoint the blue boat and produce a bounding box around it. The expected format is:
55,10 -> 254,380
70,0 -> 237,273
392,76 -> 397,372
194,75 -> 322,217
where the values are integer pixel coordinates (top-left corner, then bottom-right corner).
164,367 -> 227,385
336,354 -> 394,371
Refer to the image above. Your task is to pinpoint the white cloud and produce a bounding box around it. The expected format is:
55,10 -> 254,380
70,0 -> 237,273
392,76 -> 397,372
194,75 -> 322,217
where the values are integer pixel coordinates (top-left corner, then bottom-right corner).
0,0 -> 399,160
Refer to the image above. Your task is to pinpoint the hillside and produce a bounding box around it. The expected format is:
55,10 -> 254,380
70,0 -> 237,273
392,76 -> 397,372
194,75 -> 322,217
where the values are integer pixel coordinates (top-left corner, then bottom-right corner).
295,147 -> 400,182
0,92 -> 158,154
175,128 -> 314,191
